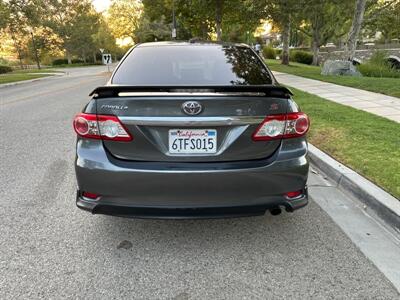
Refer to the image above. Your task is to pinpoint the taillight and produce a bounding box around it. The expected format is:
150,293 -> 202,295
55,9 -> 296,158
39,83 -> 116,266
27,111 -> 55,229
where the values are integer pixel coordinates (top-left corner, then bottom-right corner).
252,112 -> 309,141
82,191 -> 100,200
73,113 -> 132,141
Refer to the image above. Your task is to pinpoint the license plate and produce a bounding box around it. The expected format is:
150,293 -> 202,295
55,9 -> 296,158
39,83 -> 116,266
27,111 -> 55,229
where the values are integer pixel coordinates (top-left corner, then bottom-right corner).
168,129 -> 217,154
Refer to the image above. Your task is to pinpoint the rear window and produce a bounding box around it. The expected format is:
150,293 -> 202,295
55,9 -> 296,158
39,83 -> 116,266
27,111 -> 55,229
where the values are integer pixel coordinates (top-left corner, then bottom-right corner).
112,45 -> 272,85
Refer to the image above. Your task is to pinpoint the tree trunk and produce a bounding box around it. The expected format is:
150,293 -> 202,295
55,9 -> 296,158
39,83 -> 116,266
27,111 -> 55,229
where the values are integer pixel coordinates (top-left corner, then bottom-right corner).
345,0 -> 367,61
201,22 -> 208,39
30,32 -> 41,69
338,38 -> 343,50
281,16 -> 290,65
312,41 -> 319,66
311,28 -> 320,66
66,51 -> 72,64
10,30 -> 23,69
14,42 -> 24,69
93,52 -> 97,63
215,0 -> 223,41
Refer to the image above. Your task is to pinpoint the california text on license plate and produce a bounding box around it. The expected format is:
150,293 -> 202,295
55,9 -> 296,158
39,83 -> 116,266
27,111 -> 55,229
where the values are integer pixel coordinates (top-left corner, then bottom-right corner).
168,129 -> 217,154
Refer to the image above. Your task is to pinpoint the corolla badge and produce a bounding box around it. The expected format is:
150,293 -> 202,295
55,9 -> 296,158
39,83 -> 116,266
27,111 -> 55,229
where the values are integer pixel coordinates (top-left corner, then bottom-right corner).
100,104 -> 128,110
182,101 -> 203,115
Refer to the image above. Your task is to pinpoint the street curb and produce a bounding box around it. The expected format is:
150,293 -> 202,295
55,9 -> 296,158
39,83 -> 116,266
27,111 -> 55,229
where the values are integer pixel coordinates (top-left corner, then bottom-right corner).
308,144 -> 400,231
0,73 -> 63,89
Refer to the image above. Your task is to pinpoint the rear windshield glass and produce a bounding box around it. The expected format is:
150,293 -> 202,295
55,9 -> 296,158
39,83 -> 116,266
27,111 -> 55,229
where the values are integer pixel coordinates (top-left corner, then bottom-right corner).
112,45 -> 272,85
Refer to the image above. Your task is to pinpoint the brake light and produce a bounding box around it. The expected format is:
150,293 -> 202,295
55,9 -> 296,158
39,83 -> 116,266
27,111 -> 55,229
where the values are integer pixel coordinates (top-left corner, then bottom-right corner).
252,112 -> 309,141
285,190 -> 303,199
73,113 -> 132,141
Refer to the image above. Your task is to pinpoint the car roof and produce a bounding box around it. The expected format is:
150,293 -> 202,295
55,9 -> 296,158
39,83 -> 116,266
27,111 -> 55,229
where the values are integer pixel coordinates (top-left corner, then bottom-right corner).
136,41 -> 250,48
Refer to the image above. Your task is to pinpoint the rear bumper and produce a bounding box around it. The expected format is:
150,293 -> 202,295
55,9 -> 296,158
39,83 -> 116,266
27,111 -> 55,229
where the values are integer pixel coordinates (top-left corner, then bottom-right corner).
75,138 -> 309,219
76,190 -> 308,219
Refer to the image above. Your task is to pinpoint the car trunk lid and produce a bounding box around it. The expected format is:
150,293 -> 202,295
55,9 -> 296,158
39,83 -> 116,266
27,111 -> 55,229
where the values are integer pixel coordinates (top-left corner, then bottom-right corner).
93,86 -> 291,162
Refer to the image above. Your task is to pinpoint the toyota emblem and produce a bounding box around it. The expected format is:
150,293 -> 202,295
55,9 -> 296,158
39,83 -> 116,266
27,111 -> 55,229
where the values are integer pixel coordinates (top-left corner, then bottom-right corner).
182,101 -> 203,115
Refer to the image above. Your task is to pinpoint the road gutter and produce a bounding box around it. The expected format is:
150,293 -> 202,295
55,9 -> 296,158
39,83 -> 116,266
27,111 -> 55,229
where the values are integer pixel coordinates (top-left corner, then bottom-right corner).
308,143 -> 400,231
308,175 -> 400,294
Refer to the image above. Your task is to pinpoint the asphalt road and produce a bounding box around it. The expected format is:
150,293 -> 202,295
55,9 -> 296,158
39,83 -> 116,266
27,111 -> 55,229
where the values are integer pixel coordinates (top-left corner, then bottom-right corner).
1,67 -> 399,299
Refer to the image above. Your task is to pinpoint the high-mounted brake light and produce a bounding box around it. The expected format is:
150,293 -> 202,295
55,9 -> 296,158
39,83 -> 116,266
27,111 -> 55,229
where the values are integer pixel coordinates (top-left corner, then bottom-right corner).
73,113 -> 133,141
252,112 -> 309,141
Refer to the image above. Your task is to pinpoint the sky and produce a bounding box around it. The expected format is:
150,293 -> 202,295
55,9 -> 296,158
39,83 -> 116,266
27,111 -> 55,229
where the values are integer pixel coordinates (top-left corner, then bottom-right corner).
92,0 -> 111,12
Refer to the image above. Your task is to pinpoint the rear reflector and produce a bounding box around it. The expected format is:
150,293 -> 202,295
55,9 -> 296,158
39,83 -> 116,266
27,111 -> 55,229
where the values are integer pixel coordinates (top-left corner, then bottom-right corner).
82,191 -> 100,200
285,190 -> 303,199
252,112 -> 310,141
73,113 -> 132,141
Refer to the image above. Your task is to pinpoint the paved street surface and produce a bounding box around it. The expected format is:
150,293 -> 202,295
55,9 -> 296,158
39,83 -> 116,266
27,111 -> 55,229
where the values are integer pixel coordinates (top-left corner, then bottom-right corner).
1,67 -> 399,299
273,71 -> 400,123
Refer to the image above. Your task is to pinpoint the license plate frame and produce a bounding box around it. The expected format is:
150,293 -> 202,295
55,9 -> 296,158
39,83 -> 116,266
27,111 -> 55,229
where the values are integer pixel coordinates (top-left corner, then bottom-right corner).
168,129 -> 217,154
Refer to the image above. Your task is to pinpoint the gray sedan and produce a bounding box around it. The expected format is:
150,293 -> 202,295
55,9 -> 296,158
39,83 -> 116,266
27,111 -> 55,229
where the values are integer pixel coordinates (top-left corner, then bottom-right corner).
73,41 -> 310,218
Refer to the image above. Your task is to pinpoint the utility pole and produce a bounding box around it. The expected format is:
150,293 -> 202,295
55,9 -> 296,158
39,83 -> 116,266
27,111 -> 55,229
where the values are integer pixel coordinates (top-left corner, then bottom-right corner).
172,0 -> 177,39
30,31 -> 41,69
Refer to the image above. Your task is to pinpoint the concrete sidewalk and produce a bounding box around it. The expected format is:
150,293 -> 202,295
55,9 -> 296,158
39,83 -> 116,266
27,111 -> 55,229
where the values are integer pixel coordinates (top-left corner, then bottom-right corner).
273,71 -> 400,123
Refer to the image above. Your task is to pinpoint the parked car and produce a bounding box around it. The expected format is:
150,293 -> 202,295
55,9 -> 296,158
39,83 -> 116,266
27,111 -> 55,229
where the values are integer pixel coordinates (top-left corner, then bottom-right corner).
73,41 -> 310,218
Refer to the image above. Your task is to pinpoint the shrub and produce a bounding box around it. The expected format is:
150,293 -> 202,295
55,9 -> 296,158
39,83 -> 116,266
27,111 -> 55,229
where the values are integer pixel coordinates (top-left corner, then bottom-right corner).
357,50 -> 400,78
52,59 -> 68,65
291,50 -> 313,65
0,65 -> 13,74
71,58 -> 84,64
262,46 -> 276,59
368,50 -> 388,65
0,57 -> 10,65
357,63 -> 400,78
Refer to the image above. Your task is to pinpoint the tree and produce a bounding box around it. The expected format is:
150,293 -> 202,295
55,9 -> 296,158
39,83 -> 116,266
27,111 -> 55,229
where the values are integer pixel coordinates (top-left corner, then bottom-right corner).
141,0 -> 260,42
44,0 -> 100,64
299,0 -> 353,65
365,0 -> 400,44
142,0 -> 211,40
93,16 -> 118,62
3,1 -> 29,68
221,0 -> 262,42
134,15 -> 171,42
107,0 -> 143,42
345,0 -> 367,61
1,0 -> 75,67
69,5 -> 99,63
215,0 -> 223,41
261,0 -> 301,65
0,0 -> 10,30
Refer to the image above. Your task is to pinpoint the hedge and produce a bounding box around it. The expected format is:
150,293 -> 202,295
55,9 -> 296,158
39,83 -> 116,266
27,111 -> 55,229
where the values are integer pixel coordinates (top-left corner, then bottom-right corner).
52,58 -> 94,65
71,59 -> 84,64
0,65 -> 13,74
290,50 -> 313,65
52,59 -> 68,65
262,47 -> 276,59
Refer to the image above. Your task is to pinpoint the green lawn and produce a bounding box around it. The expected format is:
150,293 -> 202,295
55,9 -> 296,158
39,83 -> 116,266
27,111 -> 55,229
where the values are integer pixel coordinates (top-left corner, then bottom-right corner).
292,88 -> 400,199
265,59 -> 400,98
12,68 -> 60,74
0,69 -> 60,84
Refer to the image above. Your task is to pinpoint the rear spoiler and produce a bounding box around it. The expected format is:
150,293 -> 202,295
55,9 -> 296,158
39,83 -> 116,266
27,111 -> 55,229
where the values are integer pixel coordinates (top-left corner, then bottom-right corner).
89,85 -> 293,98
